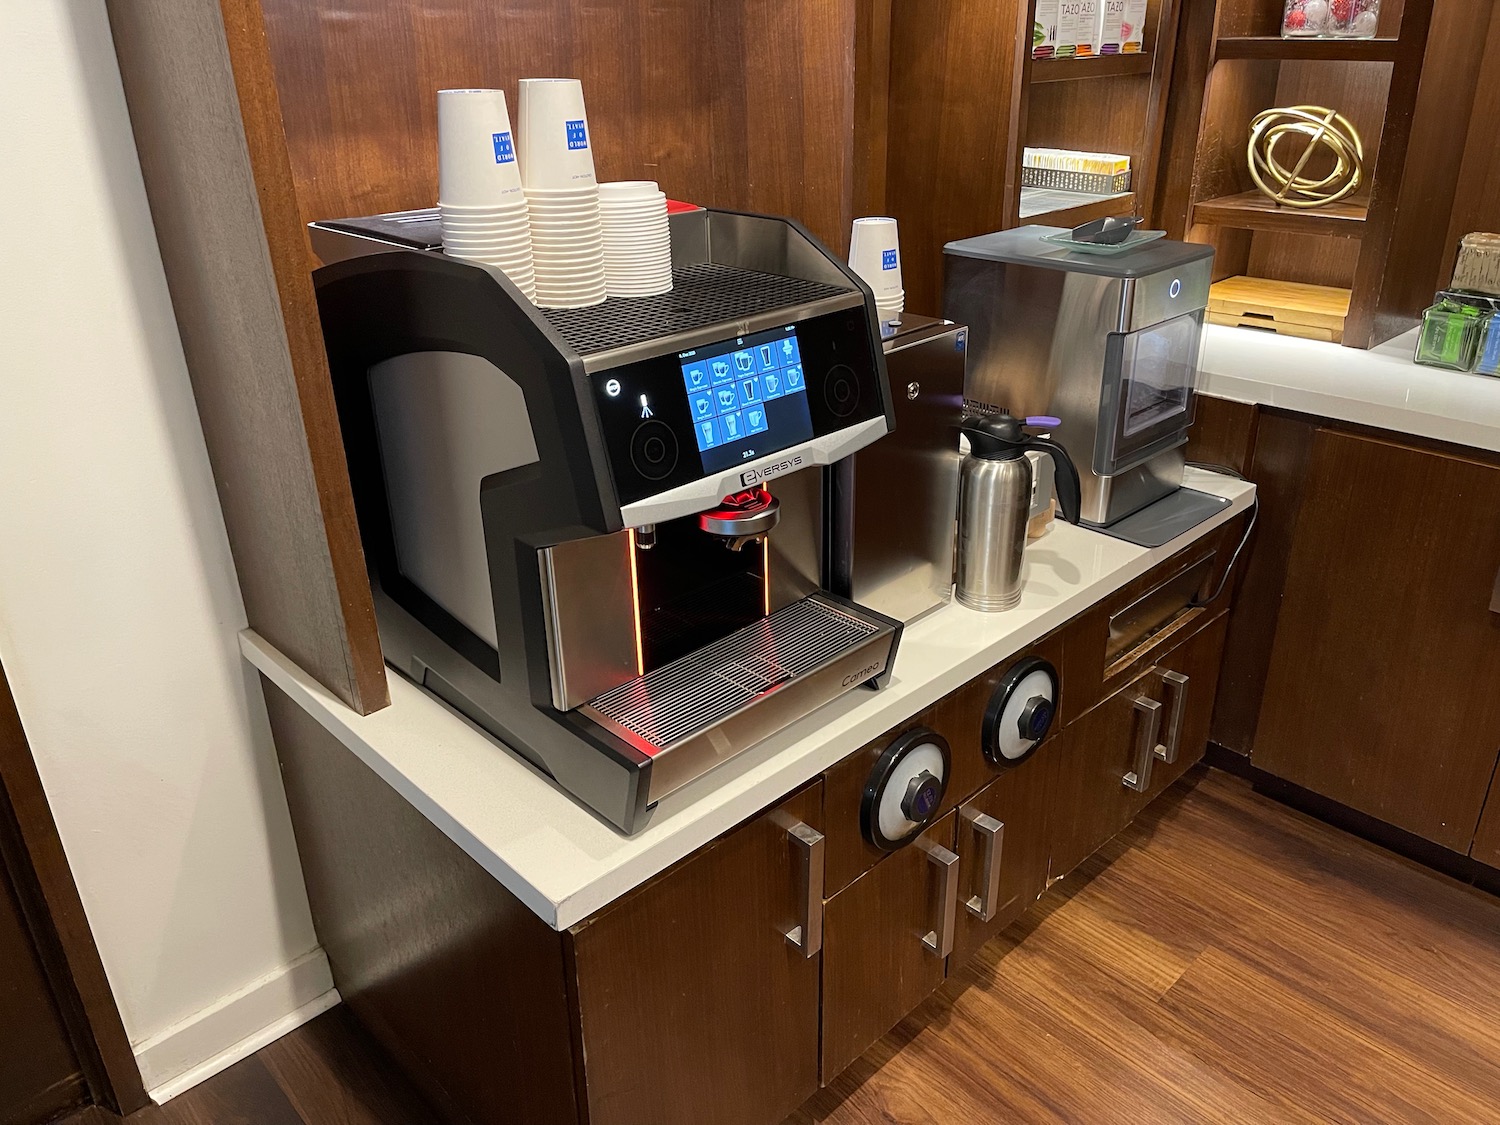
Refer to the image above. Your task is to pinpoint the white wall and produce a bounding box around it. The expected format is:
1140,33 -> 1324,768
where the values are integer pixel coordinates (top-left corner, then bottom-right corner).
0,0 -> 333,1100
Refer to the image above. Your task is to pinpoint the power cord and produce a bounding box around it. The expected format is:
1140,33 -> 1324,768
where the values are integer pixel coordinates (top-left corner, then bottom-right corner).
1187,463 -> 1258,607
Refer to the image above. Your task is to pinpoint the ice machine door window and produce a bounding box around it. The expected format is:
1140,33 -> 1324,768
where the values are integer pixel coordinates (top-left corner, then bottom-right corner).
1096,309 -> 1202,476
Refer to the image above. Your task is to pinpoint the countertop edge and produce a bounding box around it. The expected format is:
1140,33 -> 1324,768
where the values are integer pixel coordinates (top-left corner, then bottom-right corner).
243,471 -> 1255,931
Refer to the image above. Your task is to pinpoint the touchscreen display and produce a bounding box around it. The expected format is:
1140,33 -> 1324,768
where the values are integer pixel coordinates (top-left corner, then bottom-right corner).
679,325 -> 814,475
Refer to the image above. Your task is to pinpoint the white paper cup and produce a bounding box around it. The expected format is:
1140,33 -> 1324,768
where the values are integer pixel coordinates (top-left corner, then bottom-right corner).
438,89 -> 524,207
518,79 -> 598,190
848,216 -> 903,299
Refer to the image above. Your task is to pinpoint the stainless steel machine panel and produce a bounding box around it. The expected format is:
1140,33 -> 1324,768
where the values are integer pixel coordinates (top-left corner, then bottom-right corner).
840,315 -> 964,622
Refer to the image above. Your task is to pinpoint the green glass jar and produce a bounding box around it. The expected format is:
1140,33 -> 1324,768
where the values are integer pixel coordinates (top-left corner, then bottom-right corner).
1414,300 -> 1484,372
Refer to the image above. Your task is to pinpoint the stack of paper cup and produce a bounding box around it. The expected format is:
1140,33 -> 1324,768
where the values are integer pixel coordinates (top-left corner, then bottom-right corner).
437,89 -> 535,301
599,182 -> 673,298
849,217 -> 905,322
519,78 -> 606,309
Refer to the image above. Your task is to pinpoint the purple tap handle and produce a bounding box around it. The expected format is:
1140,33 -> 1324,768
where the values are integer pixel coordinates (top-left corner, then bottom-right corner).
1026,416 -> 1062,429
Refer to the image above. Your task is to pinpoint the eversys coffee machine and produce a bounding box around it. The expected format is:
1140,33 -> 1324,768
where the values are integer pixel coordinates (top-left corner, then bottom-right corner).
310,208 -> 901,833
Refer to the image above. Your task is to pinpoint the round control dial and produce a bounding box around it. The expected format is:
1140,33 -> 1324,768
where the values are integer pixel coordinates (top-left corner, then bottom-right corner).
823,363 -> 861,418
982,656 -> 1060,768
861,727 -> 951,851
630,420 -> 678,480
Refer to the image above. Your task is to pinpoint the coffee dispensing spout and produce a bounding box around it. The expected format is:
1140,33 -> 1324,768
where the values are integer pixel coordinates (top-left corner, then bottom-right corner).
960,414 -> 1083,525
698,486 -> 781,550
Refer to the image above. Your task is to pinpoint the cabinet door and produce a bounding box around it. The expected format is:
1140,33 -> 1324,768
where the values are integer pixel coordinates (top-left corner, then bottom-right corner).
1253,430 -> 1500,851
569,783 -> 823,1125
821,811 -> 958,1084
1046,672 -> 1161,881
1144,612 -> 1230,801
950,748 -> 1054,966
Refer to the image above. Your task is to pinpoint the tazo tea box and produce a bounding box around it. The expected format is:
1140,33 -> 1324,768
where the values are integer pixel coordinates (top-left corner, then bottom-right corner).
1058,0 -> 1101,57
1033,0 -> 1061,59
1119,0 -> 1147,51
1097,0 -> 1127,53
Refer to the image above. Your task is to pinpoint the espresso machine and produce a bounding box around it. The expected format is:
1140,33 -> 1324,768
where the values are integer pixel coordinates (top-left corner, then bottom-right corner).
310,207 -> 901,833
944,227 -> 1221,542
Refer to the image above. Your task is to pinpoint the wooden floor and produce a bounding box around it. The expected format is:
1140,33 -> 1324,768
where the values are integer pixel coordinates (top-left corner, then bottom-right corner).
66,768 -> 1500,1125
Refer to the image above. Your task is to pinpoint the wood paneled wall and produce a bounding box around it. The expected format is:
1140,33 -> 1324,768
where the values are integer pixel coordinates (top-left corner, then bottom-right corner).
256,0 -> 861,252
1442,2 -> 1500,283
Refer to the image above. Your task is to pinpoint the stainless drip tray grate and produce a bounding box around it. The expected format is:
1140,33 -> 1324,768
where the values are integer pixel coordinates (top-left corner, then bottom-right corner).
581,595 -> 888,755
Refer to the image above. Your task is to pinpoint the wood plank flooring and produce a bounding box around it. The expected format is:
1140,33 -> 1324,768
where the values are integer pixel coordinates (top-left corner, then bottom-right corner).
62,768 -> 1500,1125
791,768 -> 1500,1124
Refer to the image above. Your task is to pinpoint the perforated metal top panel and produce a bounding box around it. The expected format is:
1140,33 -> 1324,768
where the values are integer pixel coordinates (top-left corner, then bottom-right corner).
538,264 -> 853,356
583,595 -> 881,751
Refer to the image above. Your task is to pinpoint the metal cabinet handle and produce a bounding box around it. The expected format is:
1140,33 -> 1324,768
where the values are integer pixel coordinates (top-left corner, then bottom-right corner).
1123,696 -> 1163,793
783,822 -> 824,958
961,807 -> 1005,922
919,841 -> 960,959
1155,670 -> 1190,765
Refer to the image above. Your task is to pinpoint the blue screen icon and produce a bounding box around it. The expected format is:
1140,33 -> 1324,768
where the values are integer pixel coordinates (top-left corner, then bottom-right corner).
738,376 -> 763,407
688,390 -> 715,421
683,363 -> 710,392
882,248 -> 898,270
695,417 -> 721,451
714,385 -> 739,415
784,364 -> 805,391
762,370 -> 784,399
565,120 -> 589,151
721,410 -> 745,441
492,132 -> 516,164
779,336 -> 801,366
754,344 -> 779,374
731,350 -> 757,377
745,405 -> 768,434
709,358 -> 735,385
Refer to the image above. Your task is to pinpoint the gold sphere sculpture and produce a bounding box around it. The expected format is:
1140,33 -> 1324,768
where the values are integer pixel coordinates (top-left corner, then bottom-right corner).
1247,105 -> 1364,209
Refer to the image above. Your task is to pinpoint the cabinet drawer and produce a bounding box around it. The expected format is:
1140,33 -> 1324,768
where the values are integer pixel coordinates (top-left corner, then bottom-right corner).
950,743 -> 1055,966
570,784 -> 823,1125
821,810 -> 958,1084
1144,611 -> 1229,801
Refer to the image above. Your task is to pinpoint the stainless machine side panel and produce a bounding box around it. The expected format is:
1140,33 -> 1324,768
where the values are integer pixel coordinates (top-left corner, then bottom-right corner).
848,322 -> 963,622
1091,447 -> 1187,529
369,351 -> 539,647
539,534 -> 640,711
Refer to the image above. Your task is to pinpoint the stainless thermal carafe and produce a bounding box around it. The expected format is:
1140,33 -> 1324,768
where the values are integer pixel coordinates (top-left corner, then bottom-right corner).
956,414 -> 1081,611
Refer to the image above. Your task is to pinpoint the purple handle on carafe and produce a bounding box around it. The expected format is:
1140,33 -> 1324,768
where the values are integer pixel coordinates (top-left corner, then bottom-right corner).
1025,416 -> 1062,429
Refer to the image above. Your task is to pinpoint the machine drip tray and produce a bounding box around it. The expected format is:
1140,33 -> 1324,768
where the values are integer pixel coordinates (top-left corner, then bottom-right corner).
1089,486 -> 1232,548
580,594 -> 899,802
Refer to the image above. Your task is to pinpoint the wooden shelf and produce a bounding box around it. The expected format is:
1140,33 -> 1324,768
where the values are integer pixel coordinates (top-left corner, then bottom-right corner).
1031,54 -> 1154,82
1213,36 -> 1401,62
1018,188 -> 1137,228
1191,190 -> 1367,237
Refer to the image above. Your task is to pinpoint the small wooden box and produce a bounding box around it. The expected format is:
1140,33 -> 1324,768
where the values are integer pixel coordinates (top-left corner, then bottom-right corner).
1207,276 -> 1352,344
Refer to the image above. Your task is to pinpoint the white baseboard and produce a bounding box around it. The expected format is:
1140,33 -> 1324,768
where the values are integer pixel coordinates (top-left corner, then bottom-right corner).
135,946 -> 341,1103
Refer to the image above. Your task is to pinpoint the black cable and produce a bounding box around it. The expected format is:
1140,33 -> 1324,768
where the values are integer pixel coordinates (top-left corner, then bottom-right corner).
1191,494 -> 1258,607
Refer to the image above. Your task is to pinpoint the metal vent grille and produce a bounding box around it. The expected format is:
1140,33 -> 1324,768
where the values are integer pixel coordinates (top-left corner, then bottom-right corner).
585,596 -> 880,751
537,264 -> 852,356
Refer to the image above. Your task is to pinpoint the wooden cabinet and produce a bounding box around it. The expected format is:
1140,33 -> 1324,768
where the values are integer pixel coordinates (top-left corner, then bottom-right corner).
570,783 -> 824,1125
1145,613 -> 1231,801
821,811 -> 958,1083
1251,429 -> 1500,852
1471,772 -> 1500,868
949,745 -> 1054,966
1047,671 -> 1162,882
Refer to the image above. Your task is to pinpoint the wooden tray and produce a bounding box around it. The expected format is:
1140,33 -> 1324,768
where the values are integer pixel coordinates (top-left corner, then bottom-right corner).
1208,276 -> 1351,344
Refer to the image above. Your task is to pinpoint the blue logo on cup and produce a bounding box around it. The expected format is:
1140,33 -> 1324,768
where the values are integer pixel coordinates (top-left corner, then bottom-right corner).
881,248 -> 898,270
492,131 -> 515,164
565,120 -> 589,151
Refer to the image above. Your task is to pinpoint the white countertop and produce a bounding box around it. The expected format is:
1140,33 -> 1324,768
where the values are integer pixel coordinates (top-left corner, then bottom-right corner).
243,468 -> 1254,931
1199,324 -> 1500,454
